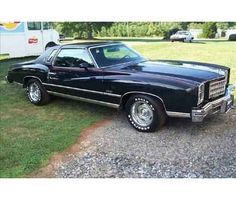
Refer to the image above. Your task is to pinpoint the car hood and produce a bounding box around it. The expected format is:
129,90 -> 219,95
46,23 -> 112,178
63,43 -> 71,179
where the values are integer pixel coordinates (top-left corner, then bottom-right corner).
121,60 -> 227,84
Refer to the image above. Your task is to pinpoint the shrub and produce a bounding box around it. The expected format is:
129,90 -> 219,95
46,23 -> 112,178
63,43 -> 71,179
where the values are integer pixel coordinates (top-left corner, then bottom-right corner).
228,34 -> 236,41
201,22 -> 217,38
188,22 -> 204,29
157,22 -> 181,39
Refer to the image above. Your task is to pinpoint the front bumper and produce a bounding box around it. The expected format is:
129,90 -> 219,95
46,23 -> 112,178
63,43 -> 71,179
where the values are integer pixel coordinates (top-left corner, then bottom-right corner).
192,85 -> 235,122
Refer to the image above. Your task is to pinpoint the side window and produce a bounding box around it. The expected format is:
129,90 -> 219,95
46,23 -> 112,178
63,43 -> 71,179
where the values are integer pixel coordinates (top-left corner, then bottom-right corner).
54,49 -> 94,68
43,22 -> 51,30
27,22 -> 41,30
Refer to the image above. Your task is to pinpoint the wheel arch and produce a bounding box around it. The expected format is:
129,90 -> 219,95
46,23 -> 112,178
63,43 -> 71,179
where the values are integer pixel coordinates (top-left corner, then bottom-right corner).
120,91 -> 167,113
45,41 -> 57,50
23,76 -> 43,88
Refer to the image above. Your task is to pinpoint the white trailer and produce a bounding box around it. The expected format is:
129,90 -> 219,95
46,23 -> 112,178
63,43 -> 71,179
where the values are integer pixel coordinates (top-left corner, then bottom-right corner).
0,22 -> 59,58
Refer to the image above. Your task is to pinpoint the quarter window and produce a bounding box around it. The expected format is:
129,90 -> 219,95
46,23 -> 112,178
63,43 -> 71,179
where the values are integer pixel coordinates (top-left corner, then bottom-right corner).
54,49 -> 94,68
27,22 -> 41,30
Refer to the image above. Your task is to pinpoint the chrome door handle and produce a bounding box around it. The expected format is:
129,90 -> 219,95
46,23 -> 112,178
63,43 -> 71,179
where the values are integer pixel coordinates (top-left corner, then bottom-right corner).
48,72 -> 57,75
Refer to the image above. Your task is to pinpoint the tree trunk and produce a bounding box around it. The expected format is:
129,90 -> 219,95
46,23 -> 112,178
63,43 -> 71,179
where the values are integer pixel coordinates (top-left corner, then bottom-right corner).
87,23 -> 93,39
87,31 -> 93,39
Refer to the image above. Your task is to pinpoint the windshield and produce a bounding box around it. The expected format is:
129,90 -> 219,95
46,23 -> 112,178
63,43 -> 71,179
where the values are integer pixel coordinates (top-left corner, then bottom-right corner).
177,31 -> 188,35
89,44 -> 145,67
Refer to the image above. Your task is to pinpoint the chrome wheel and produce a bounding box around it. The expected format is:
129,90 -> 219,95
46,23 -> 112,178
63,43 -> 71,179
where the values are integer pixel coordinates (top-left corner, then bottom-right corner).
28,83 -> 41,102
131,100 -> 154,127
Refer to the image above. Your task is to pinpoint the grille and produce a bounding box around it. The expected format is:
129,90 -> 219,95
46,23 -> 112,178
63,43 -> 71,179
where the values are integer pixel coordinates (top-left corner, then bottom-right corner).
209,78 -> 226,99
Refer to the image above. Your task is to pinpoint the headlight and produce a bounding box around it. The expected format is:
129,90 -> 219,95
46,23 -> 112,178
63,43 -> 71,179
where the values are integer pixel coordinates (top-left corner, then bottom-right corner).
198,83 -> 205,105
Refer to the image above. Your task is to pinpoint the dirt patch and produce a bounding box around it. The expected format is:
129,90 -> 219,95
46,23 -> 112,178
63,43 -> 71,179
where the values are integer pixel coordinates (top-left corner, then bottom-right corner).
29,119 -> 112,178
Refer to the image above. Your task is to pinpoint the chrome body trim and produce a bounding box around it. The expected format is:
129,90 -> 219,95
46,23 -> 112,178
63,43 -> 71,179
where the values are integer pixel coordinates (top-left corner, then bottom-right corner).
47,91 -> 120,108
192,85 -> 234,122
23,76 -> 44,86
51,47 -> 99,69
166,111 -> 191,118
121,91 -> 167,111
208,78 -> 227,99
43,83 -> 121,98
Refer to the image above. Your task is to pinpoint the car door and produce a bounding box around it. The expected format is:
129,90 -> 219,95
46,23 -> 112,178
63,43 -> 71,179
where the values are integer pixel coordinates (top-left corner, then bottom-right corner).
47,48 -> 105,102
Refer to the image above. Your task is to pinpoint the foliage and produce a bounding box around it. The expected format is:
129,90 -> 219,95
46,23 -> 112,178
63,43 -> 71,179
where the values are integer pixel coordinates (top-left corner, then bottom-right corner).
157,22 -> 181,39
96,22 -> 182,39
188,22 -> 204,29
53,22 -> 236,39
54,22 -> 113,39
216,22 -> 230,30
201,22 -> 217,38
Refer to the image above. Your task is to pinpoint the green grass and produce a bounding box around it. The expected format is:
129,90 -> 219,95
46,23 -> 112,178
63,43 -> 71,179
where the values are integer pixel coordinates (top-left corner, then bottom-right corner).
1,39 -> 235,177
0,58 -> 111,177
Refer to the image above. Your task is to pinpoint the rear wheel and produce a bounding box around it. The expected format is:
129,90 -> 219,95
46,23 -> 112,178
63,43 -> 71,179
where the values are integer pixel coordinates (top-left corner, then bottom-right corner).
45,42 -> 56,50
125,95 -> 166,132
26,79 -> 50,105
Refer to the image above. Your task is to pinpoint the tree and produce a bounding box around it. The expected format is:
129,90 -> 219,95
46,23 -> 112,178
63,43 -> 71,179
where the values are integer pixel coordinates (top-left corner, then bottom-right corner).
179,22 -> 190,30
55,22 -> 113,39
157,22 -> 181,39
216,22 -> 230,30
201,22 -> 217,38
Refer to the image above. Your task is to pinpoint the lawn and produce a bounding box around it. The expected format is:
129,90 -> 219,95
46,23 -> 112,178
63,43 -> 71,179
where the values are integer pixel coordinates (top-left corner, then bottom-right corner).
0,39 -> 235,177
0,58 -> 111,177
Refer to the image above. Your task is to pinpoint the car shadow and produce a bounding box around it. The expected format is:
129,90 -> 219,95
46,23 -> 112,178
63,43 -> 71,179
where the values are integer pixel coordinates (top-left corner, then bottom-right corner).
49,96 -> 235,136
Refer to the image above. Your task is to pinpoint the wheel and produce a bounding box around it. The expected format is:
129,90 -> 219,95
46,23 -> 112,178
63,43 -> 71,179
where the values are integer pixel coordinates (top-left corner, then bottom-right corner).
189,39 -> 192,43
26,79 -> 50,105
125,95 -> 167,132
45,42 -> 56,50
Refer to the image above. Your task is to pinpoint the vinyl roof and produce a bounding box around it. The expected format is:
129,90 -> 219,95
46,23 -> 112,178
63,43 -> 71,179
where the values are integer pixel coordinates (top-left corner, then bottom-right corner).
61,41 -> 122,48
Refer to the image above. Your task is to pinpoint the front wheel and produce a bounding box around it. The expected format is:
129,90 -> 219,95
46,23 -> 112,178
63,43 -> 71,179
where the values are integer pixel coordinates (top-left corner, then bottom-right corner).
27,79 -> 50,105
125,95 -> 167,132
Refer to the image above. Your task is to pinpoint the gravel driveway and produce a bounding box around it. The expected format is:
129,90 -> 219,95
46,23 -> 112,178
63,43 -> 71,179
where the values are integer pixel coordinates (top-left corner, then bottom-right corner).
56,109 -> 236,178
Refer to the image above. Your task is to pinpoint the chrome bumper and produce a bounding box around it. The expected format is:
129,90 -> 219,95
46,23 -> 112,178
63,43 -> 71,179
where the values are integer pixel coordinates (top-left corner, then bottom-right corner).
192,85 -> 235,122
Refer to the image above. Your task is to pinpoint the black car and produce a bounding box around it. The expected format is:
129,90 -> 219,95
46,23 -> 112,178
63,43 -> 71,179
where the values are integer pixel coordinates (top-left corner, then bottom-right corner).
6,42 -> 235,132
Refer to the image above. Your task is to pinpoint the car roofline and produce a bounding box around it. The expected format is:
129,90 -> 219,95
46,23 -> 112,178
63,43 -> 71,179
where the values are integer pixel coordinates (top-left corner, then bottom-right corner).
60,41 -> 122,49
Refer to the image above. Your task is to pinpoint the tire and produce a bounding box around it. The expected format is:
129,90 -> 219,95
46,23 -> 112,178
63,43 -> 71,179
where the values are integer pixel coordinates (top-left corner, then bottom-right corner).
26,79 -> 50,105
125,95 -> 167,132
45,42 -> 56,50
